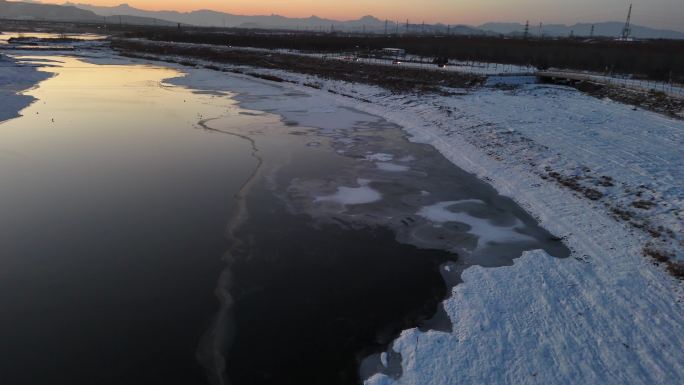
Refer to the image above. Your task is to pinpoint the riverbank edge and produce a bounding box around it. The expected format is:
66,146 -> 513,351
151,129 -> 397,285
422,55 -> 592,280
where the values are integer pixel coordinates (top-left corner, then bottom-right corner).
113,42 -> 683,271
106,48 -> 684,384
0,53 -> 53,123
3,48 -> 681,384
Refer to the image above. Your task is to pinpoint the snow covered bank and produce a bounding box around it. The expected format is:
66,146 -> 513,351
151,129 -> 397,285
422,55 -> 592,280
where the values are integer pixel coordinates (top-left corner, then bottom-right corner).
368,248 -> 684,385
102,49 -> 684,384
0,54 -> 52,123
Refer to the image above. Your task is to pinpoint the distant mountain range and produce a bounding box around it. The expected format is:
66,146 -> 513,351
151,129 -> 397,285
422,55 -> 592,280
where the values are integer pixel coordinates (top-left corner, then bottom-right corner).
2,1 -> 683,39
0,0 -> 177,26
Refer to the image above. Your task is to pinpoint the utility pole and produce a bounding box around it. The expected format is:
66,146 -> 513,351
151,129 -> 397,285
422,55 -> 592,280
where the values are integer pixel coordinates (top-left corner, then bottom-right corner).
538,22 -> 542,38
621,3 -> 633,39
421,21 -> 425,35
406,19 -> 409,34
447,25 -> 451,35
395,20 -> 399,35
590,24 -> 595,37
523,20 -> 529,39
385,20 -> 388,35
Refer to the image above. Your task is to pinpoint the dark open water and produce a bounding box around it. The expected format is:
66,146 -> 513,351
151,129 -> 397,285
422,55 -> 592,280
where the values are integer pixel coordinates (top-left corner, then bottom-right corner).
0,55 -> 568,385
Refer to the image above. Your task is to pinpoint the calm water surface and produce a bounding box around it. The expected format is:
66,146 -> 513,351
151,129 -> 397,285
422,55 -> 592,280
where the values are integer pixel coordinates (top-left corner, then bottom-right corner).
0,56 -> 254,385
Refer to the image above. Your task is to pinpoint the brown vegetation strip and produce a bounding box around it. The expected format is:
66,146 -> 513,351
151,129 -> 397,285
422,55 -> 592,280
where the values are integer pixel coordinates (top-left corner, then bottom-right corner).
126,31 -> 684,83
111,39 -> 483,92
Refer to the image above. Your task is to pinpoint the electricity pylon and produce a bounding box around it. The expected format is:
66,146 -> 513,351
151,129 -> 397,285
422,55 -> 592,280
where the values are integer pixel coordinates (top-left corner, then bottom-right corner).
621,4 -> 633,39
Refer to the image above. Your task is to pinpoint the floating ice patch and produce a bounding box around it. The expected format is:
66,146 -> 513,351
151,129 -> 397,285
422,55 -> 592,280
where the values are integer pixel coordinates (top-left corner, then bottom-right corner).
365,153 -> 394,162
336,137 -> 355,145
417,200 -> 534,248
315,179 -> 382,205
398,155 -> 416,162
376,162 -> 410,172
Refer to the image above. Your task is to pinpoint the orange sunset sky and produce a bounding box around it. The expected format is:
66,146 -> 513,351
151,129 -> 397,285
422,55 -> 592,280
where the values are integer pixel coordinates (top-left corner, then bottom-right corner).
30,1 -> 684,31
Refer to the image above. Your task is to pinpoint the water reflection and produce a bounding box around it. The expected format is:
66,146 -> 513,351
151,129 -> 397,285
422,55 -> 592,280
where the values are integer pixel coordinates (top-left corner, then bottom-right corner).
0,56 -> 256,385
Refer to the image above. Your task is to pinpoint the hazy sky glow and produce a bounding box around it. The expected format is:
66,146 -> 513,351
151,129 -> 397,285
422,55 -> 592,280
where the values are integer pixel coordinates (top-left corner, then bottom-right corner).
37,0 -> 684,31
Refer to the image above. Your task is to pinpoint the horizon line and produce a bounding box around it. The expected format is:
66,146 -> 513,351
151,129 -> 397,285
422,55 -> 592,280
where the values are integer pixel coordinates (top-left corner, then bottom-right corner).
7,1 -> 683,33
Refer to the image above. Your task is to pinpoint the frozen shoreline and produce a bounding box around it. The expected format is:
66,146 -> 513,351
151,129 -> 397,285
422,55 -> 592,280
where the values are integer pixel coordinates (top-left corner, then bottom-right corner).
0,54 -> 52,123
132,51 -> 683,384
3,48 -> 683,384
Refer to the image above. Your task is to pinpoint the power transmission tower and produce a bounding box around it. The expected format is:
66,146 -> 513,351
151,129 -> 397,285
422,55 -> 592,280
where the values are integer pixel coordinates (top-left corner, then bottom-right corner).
406,19 -> 409,34
590,24 -> 595,37
523,20 -> 529,39
447,25 -> 451,35
395,20 -> 399,35
539,22 -> 542,38
621,3 -> 633,39
385,20 -> 388,35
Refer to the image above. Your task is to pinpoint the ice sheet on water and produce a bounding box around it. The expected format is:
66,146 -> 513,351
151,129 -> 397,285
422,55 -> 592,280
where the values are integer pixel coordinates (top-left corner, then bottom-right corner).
365,153 -> 394,162
376,162 -> 410,172
398,155 -> 416,162
168,68 -> 381,133
315,179 -> 382,205
417,200 -> 535,248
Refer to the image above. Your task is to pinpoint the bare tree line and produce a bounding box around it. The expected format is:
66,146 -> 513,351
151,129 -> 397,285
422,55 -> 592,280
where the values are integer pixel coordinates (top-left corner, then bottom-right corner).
128,30 -> 684,83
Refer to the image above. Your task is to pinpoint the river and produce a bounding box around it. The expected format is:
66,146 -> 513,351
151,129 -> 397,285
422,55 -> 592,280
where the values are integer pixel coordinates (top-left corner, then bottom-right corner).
0,54 -> 568,385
